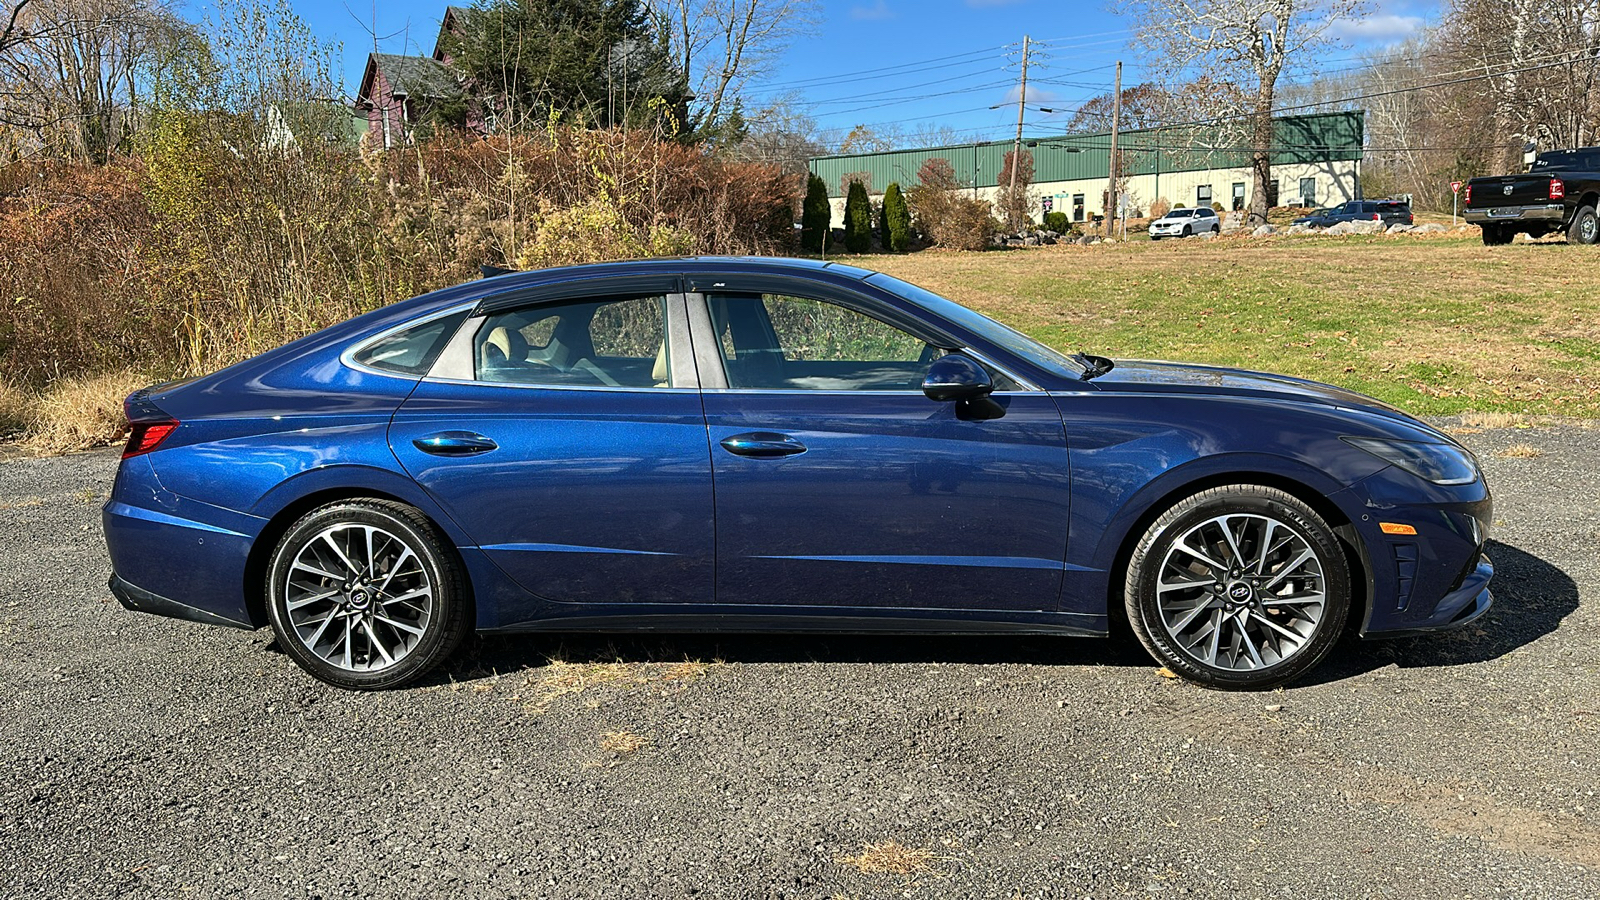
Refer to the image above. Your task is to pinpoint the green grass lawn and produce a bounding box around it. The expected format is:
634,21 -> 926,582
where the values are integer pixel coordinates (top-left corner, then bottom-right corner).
843,233 -> 1600,418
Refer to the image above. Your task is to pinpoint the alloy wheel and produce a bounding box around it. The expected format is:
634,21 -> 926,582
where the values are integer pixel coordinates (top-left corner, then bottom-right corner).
1154,513 -> 1326,671
283,524 -> 434,672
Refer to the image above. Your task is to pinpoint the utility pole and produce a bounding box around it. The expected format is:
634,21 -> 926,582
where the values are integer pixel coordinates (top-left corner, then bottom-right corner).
1008,35 -> 1031,231
1106,60 -> 1122,238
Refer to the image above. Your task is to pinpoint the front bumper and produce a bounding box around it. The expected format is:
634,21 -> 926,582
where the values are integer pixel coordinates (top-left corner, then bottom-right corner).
1464,204 -> 1565,224
1330,464 -> 1494,638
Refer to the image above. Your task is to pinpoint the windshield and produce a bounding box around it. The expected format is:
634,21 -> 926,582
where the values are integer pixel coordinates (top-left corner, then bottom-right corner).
863,273 -> 1085,379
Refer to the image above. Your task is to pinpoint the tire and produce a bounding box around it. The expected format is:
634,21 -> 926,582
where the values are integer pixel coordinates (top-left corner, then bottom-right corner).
1124,485 -> 1352,690
266,499 -> 470,690
1181,225 -> 1191,237
1481,225 -> 1513,246
1211,225 -> 1220,234
1567,205 -> 1599,245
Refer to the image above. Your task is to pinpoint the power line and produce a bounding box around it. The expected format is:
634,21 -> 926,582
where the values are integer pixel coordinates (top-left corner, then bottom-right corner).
756,43 -> 1016,92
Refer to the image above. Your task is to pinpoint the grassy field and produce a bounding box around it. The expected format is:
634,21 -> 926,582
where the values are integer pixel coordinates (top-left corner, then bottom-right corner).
846,232 -> 1600,418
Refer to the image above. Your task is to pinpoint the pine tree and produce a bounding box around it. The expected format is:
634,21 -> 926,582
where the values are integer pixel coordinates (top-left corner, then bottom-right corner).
882,182 -> 911,252
801,173 -> 831,252
843,180 -> 872,253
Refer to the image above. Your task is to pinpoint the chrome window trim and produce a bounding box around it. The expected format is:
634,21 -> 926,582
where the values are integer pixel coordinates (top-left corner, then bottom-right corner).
340,302 -> 478,379
418,375 -> 702,394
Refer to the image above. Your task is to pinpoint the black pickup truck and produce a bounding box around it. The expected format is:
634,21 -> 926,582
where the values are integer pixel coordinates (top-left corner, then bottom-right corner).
1465,148 -> 1600,245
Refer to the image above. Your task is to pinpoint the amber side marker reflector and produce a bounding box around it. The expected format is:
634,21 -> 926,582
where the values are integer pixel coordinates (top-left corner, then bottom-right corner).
1380,522 -> 1418,535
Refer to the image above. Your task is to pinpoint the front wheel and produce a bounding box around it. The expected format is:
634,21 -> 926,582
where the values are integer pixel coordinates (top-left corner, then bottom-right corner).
1124,485 -> 1351,690
1181,225 -> 1191,237
1567,205 -> 1599,245
266,499 -> 470,690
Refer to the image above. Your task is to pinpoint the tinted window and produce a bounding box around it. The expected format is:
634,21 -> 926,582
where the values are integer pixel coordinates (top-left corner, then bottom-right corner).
474,296 -> 672,388
351,311 -> 468,375
709,293 -> 933,391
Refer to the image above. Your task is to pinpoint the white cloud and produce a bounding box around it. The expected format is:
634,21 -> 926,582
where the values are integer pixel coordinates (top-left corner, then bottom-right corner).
850,1 -> 895,20
1329,13 -> 1425,42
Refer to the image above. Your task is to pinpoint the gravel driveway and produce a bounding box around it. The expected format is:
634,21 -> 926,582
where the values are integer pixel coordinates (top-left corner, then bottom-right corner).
2,423 -> 1597,899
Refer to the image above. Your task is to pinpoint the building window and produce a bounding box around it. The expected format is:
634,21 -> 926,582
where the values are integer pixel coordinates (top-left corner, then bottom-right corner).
1300,177 -> 1316,207
1196,185 -> 1213,207
1269,179 -> 1280,206
1232,183 -> 1245,211
1072,194 -> 1084,222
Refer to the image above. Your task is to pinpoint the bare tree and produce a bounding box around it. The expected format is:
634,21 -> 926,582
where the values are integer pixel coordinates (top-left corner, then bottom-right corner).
1445,0 -> 1600,158
1120,0 -> 1368,225
0,0 -> 175,161
649,0 -> 817,140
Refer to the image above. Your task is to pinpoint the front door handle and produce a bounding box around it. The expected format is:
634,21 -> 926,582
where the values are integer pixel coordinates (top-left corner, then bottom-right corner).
413,431 -> 498,456
719,432 -> 807,458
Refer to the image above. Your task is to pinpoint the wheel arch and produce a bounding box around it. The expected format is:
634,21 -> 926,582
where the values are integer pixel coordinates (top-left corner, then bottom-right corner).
1100,468 -> 1371,641
243,477 -> 476,630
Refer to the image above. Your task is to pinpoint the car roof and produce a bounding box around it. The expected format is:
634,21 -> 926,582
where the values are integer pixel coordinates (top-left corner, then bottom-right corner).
478,256 -> 880,290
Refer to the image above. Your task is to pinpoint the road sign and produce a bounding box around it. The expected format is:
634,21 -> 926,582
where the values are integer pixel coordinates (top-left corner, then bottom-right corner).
1451,181 -> 1462,193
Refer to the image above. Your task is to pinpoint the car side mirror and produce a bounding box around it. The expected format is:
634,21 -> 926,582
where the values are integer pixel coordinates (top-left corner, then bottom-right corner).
923,353 -> 993,402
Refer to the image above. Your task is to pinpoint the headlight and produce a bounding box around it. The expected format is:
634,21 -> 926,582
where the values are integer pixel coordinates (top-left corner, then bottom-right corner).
1343,437 -> 1479,485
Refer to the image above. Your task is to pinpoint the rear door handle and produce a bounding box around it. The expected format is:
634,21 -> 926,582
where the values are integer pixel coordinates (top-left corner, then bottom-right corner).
413,431 -> 498,456
719,432 -> 807,458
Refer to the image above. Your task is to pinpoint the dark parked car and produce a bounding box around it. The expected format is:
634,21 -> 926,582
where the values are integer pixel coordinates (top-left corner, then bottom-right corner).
1465,147 -> 1600,245
1291,200 -> 1413,228
104,258 -> 1494,691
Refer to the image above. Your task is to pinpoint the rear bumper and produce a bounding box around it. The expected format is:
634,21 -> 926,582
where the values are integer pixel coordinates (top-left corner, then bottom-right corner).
1464,204 -> 1565,224
109,574 -> 255,630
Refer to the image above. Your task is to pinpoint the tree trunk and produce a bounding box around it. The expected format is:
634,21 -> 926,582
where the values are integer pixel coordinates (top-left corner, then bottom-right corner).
1249,92 -> 1273,227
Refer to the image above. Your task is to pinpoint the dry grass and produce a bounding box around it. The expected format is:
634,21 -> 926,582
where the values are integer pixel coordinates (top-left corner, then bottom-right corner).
22,370 -> 148,455
1497,443 -> 1543,459
0,380 -> 33,436
837,841 -> 937,876
1460,410 -> 1535,428
598,730 -> 649,754
521,657 -> 712,714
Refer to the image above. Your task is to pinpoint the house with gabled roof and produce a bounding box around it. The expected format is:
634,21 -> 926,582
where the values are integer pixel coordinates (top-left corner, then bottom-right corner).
354,6 -> 478,149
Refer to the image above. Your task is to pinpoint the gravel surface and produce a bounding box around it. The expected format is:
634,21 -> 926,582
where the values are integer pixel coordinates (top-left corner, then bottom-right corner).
1,423 -> 1597,899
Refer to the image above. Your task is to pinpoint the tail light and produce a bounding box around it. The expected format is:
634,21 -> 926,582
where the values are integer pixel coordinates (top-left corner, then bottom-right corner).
123,420 -> 178,458
1550,178 -> 1565,199
1464,184 -> 1472,204
1373,213 -> 1381,221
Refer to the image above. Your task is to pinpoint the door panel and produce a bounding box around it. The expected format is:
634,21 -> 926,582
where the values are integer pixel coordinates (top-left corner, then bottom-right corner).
703,391 -> 1072,611
391,382 -> 714,604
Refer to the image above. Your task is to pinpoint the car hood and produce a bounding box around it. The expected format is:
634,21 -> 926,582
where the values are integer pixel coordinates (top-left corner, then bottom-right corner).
1078,358 -> 1438,425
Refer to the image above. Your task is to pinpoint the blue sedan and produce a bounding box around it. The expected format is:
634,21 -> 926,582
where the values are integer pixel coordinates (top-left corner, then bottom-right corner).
104,257 -> 1493,690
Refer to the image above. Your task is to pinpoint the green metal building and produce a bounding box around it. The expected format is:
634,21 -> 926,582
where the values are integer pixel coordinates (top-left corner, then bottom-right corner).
808,110 -> 1365,223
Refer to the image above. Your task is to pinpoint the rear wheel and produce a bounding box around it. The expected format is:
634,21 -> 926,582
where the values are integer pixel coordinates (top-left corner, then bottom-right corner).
266,499 -> 469,690
1481,224 -> 1513,246
1124,485 -> 1351,690
1567,205 -> 1598,245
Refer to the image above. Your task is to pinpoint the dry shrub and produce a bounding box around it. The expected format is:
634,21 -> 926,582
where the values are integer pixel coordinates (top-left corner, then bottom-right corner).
1497,443 -> 1542,459
0,127 -> 799,405
1150,196 -> 1172,217
24,370 -> 149,454
598,730 -> 649,754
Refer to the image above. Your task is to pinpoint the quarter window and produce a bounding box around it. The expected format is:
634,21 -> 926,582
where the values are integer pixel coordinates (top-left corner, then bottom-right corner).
474,296 -> 673,388
351,311 -> 468,376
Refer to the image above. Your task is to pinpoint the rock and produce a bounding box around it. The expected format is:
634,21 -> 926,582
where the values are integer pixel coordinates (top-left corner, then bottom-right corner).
1386,223 -> 1413,234
1252,224 -> 1276,237
1413,223 -> 1447,233
1040,235 -> 1057,245
1023,234 -> 1040,246
1189,231 -> 1216,240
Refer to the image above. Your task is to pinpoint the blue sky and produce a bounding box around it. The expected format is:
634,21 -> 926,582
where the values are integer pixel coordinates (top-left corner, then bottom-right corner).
255,0 -> 1440,143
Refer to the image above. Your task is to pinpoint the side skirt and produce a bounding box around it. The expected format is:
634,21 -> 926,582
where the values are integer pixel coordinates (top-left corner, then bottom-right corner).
479,604 -> 1107,637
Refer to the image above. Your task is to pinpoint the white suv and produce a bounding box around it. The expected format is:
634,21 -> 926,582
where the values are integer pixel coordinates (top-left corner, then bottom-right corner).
1148,207 -> 1221,240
